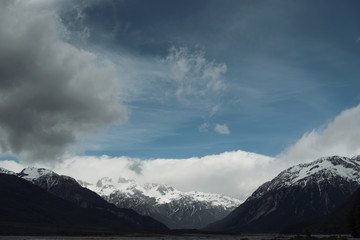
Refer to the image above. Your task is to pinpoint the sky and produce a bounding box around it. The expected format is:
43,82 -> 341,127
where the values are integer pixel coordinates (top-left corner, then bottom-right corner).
1,0 -> 360,199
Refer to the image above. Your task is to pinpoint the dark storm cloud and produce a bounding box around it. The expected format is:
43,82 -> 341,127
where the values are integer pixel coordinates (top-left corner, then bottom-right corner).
0,1 -> 126,163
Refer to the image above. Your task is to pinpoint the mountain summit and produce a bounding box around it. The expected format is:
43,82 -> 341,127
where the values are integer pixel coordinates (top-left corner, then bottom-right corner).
205,155 -> 360,233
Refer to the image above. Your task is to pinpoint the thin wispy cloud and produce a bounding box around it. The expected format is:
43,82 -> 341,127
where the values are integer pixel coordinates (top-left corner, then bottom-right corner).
210,104 -> 221,117
163,46 -> 227,100
199,123 -> 210,133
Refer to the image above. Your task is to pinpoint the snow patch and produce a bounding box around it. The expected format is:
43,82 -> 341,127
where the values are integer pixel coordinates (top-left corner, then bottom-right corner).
18,167 -> 55,180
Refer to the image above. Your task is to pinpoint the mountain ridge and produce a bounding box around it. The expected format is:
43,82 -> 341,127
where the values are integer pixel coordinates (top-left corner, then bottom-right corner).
0,173 -> 144,235
1,165 -> 240,229
86,175 -> 241,229
205,155 -> 360,233
1,167 -> 168,231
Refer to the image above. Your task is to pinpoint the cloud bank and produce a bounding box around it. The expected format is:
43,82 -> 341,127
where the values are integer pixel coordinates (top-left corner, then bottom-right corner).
0,1 -> 126,163
0,150 -> 273,200
278,104 -> 360,165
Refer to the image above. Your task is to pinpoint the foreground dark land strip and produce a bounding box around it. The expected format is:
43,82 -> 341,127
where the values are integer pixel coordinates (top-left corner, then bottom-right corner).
0,234 -> 354,240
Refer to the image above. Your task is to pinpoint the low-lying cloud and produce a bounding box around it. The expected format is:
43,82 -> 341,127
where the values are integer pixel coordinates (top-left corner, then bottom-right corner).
0,1 -> 126,163
0,150 -> 274,200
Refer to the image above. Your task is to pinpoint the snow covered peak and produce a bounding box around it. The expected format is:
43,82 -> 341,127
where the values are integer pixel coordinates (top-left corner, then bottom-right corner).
283,155 -> 360,185
0,167 -> 15,175
17,167 -> 57,180
251,155 -> 360,199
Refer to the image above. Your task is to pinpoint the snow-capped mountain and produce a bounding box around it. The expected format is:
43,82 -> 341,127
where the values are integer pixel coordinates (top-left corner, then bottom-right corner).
0,168 -> 168,232
2,166 -> 168,230
0,167 -> 15,175
17,167 -> 81,192
86,176 -> 242,229
250,155 -> 360,200
206,155 -> 360,233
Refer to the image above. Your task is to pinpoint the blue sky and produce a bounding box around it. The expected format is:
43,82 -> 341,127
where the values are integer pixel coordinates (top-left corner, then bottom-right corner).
65,0 -> 360,159
1,0 -> 360,162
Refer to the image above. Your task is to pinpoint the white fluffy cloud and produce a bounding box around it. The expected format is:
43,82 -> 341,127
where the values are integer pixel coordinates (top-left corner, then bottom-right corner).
278,104 -> 360,165
0,150 -> 274,200
215,124 -> 231,135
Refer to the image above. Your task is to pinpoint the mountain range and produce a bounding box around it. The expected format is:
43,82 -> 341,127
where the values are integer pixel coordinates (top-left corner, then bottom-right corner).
87,176 -> 241,229
0,166 -> 241,230
0,167 -> 167,235
2,154 -> 360,235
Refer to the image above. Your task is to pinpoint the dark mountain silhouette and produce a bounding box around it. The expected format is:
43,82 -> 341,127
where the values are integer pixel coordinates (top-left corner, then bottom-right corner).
0,173 -> 140,234
347,188 -> 360,237
16,167 -> 168,231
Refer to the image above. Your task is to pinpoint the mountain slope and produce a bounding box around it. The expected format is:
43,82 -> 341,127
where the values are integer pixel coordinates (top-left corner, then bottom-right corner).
205,156 -> 360,233
0,173 -> 141,234
281,187 -> 360,234
348,188 -> 360,237
89,176 -> 241,229
15,167 -> 168,231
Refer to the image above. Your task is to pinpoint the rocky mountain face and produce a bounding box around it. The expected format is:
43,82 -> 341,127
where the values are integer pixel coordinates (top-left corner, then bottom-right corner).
6,167 -> 168,231
205,155 -> 360,233
282,187 -> 360,235
87,176 -> 242,229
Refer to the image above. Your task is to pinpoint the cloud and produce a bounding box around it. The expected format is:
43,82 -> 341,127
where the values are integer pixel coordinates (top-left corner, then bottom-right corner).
127,158 -> 143,175
278,104 -> 360,165
0,160 -> 24,173
0,1 -> 126,164
210,104 -> 221,117
0,150 -> 273,200
163,46 -> 227,99
199,123 -> 210,132
214,124 -> 230,135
